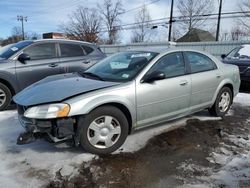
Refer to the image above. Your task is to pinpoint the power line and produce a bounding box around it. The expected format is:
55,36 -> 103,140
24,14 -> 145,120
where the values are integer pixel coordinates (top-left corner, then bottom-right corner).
121,0 -> 161,15
174,10 -> 250,20
30,0 -> 160,19
18,0 -> 84,21
132,11 -> 250,27
31,0 -> 82,13
97,10 -> 250,33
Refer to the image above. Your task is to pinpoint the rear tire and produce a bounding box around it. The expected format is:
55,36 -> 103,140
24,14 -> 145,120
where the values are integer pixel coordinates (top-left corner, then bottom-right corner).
208,87 -> 232,117
0,83 -> 12,111
77,106 -> 129,155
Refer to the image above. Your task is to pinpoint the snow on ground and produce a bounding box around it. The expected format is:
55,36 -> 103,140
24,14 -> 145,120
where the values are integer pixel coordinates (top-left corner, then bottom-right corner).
204,133 -> 250,187
0,93 -> 248,187
234,92 -> 250,106
178,93 -> 250,188
119,114 -> 220,153
0,111 -> 95,187
179,134 -> 250,188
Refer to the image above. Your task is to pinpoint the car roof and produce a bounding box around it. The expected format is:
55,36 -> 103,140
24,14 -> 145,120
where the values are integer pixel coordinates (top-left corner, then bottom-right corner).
242,44 -> 250,47
33,39 -> 94,46
127,46 -> 215,56
127,46 -> 172,53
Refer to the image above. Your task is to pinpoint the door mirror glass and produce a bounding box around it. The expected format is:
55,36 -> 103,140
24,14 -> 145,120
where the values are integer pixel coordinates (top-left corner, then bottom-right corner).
18,53 -> 30,64
142,71 -> 166,83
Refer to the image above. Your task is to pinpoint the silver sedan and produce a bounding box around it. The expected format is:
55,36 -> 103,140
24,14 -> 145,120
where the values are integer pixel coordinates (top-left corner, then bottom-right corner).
14,48 -> 240,154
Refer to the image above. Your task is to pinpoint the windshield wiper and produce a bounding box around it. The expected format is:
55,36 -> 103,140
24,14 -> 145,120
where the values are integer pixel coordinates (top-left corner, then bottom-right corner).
80,72 -> 104,81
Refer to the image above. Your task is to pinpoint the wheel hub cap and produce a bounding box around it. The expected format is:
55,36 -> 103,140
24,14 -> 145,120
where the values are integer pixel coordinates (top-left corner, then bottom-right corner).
100,128 -> 109,136
218,91 -> 230,112
87,116 -> 121,149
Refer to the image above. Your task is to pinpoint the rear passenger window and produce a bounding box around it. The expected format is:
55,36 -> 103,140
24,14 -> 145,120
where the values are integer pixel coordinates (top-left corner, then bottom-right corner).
185,52 -> 216,73
82,45 -> 94,55
24,43 -> 56,60
148,52 -> 185,78
60,43 -> 85,57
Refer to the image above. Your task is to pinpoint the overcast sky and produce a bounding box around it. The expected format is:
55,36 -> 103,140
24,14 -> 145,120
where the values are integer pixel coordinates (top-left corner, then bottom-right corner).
0,0 -> 241,43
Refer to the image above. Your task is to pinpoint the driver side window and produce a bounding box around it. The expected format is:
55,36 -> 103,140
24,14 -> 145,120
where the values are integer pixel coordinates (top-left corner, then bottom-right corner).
148,52 -> 186,78
23,43 -> 56,60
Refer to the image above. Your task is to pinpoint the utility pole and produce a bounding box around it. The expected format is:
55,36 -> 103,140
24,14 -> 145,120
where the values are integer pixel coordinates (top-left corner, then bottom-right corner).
168,0 -> 174,41
216,0 -> 222,41
17,15 -> 28,40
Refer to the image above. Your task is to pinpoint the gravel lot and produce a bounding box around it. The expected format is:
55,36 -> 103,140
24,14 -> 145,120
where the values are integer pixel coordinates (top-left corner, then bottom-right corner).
0,92 -> 249,188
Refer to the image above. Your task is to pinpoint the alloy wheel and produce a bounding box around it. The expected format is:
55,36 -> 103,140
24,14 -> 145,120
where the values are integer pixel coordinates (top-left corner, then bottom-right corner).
0,88 -> 6,107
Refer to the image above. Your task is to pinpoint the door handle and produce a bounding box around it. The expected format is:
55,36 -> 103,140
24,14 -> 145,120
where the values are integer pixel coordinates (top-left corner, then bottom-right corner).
82,59 -> 92,64
216,75 -> 221,78
49,63 -> 58,67
82,61 -> 90,64
180,80 -> 188,86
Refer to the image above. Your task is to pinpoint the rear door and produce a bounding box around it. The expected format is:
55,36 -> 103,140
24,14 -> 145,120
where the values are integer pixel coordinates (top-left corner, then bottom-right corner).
184,51 -> 221,112
15,42 -> 60,90
58,43 -> 90,74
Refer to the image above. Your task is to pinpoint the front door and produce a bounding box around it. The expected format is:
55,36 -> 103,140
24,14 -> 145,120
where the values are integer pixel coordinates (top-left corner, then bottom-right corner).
15,42 -> 60,90
136,52 -> 191,128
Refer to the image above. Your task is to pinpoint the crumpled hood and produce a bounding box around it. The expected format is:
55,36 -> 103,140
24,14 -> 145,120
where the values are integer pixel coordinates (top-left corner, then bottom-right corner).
14,73 -> 120,106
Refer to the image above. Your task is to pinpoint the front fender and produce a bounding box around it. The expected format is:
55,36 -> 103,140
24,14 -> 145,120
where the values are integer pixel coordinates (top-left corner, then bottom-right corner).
0,71 -> 19,93
65,85 -> 136,126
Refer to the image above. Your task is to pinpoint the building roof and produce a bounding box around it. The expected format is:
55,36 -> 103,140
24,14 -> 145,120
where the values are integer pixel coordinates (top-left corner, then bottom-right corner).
177,28 -> 215,42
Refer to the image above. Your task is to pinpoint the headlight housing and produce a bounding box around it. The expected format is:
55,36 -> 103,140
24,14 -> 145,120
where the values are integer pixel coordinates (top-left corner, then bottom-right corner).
24,103 -> 70,119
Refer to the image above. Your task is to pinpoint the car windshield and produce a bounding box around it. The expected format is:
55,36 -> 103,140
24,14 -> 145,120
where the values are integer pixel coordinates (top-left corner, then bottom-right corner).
0,41 -> 33,59
227,45 -> 250,59
82,51 -> 158,82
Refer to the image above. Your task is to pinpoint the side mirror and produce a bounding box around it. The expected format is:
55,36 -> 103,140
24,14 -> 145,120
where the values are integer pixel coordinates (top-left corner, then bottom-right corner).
221,54 -> 226,59
18,53 -> 30,64
142,71 -> 166,83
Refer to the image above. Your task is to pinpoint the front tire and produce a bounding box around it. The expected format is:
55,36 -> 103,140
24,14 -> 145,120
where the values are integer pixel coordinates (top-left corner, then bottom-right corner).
209,87 -> 232,117
0,83 -> 12,111
77,106 -> 129,155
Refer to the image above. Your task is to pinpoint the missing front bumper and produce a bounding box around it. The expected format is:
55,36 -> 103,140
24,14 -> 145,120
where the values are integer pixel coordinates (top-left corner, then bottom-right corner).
17,114 -> 77,144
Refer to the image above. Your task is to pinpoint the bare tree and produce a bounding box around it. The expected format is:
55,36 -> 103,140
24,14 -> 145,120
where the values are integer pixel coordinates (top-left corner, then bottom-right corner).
60,6 -> 102,43
130,4 -> 152,43
27,32 -> 40,40
0,27 -> 24,46
98,0 -> 124,44
0,26 -> 40,46
176,0 -> 214,31
11,26 -> 23,42
0,38 -> 3,46
220,30 -> 230,41
230,25 -> 247,41
239,0 -> 250,32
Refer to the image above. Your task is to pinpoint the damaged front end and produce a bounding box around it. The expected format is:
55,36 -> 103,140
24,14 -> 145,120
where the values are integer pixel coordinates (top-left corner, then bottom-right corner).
17,105 -> 78,145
